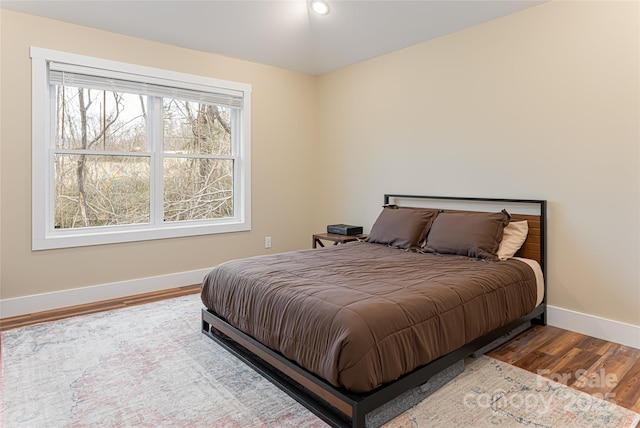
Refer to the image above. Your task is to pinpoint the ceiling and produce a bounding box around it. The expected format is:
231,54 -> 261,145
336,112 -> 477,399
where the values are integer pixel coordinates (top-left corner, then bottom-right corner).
1,0 -> 544,75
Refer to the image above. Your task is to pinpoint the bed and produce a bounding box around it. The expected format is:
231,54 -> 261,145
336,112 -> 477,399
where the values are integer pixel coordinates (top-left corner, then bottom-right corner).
201,194 -> 547,427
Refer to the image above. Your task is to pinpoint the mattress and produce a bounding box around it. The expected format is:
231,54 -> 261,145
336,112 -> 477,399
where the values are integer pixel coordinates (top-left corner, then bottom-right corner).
201,241 -> 539,393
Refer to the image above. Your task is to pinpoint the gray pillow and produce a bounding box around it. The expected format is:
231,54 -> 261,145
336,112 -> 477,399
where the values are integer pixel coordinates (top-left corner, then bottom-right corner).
423,210 -> 511,260
366,206 -> 439,250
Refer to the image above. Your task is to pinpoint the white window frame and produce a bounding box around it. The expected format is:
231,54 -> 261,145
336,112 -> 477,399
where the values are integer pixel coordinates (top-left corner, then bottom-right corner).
31,47 -> 251,250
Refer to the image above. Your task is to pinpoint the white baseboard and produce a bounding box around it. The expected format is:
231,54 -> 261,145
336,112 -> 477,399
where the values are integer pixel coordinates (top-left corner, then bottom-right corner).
547,305 -> 640,349
0,268 -> 211,319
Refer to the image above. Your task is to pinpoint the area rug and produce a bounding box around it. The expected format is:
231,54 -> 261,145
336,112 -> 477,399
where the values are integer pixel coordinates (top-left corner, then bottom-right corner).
1,294 -> 638,427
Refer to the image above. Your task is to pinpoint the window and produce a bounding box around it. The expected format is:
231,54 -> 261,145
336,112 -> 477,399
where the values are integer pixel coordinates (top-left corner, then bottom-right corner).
31,48 -> 251,250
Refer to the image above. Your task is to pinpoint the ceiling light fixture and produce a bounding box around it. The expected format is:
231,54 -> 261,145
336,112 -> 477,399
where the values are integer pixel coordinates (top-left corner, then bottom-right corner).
310,0 -> 330,15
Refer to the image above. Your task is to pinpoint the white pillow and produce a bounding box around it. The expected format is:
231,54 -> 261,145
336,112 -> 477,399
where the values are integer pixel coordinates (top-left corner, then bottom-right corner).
497,220 -> 529,260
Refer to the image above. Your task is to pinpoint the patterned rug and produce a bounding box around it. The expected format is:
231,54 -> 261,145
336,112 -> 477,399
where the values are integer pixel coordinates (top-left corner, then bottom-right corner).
1,294 -> 638,427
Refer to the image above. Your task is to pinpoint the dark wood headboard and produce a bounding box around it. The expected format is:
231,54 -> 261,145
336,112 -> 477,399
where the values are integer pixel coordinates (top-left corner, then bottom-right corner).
383,194 -> 547,273
507,213 -> 542,263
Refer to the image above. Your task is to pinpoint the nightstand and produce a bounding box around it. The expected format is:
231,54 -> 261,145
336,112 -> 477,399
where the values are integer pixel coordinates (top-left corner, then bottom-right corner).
312,233 -> 366,248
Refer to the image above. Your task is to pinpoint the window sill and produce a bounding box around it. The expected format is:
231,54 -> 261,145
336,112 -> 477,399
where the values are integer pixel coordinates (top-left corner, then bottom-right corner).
32,219 -> 250,250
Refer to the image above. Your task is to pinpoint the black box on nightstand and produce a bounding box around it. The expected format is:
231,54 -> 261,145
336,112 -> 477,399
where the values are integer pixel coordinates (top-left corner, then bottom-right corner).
326,224 -> 363,236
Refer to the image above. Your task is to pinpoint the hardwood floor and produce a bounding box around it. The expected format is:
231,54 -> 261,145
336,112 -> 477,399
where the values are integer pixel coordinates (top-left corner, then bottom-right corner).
2,290 -> 639,415
489,324 -> 640,414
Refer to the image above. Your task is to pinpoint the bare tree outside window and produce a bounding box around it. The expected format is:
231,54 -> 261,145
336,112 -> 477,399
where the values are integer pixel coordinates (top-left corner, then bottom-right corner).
54,88 -> 234,229
163,100 -> 233,222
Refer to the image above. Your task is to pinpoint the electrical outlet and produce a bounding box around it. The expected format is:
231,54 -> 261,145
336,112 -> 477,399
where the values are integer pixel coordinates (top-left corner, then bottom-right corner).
265,236 -> 272,249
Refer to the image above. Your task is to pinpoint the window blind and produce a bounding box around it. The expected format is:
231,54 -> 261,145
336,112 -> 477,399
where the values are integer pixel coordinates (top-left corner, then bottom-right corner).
49,62 -> 244,109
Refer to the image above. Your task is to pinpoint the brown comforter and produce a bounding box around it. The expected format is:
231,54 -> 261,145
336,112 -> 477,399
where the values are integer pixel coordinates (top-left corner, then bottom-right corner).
201,242 -> 537,393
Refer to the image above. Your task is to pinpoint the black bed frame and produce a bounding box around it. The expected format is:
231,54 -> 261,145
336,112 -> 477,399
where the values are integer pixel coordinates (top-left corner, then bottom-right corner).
201,194 -> 547,427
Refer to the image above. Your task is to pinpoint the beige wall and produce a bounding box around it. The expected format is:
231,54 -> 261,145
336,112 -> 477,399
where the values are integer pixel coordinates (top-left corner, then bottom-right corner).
2,2 -> 639,328
0,10 -> 319,299
316,1 -> 640,326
